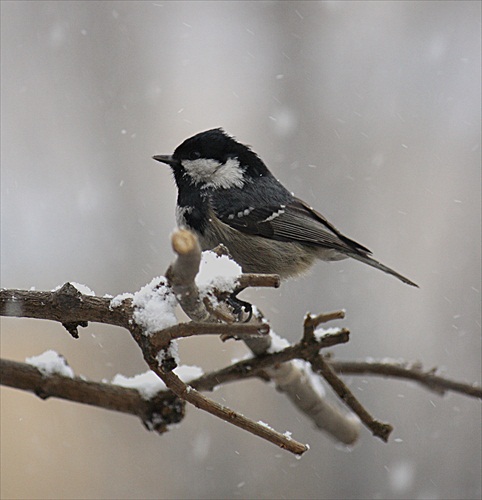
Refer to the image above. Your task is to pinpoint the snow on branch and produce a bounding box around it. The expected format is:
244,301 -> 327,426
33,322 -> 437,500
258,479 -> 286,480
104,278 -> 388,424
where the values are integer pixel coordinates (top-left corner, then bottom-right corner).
1,229 -> 480,455
0,358 -> 185,433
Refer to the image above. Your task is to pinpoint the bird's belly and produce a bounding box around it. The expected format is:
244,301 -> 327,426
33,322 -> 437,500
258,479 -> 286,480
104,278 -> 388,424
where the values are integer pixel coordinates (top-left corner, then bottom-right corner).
179,211 -> 347,279
197,221 -> 321,279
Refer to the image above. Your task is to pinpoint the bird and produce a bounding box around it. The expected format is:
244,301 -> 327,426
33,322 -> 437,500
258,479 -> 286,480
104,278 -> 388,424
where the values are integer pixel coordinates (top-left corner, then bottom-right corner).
153,128 -> 418,287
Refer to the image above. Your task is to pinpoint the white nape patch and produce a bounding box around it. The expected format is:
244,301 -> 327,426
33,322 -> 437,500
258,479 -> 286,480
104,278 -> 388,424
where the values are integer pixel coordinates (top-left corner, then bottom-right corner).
262,205 -> 286,222
182,157 -> 245,189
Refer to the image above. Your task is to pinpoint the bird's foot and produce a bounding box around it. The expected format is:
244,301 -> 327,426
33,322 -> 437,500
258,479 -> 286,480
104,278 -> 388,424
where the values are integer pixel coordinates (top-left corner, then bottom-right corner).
226,292 -> 253,322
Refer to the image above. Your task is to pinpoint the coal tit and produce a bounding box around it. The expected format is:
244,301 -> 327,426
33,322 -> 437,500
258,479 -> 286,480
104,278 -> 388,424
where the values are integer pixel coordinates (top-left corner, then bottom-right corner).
154,128 -> 417,287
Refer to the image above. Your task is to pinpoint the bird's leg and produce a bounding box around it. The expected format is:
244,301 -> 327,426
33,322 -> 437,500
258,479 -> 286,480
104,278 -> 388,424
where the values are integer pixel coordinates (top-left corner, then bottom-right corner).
226,291 -> 253,322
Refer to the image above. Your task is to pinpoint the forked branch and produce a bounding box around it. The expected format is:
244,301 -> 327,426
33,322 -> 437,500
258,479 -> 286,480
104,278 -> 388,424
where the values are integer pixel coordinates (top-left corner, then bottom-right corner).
1,229 -> 480,455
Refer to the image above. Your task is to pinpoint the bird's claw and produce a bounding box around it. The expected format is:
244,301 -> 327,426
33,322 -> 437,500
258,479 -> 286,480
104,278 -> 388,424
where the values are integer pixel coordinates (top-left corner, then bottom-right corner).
227,293 -> 253,322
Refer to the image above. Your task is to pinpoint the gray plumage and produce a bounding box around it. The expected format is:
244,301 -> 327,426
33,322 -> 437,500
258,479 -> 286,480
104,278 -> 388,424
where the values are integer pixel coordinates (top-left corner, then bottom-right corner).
154,128 -> 418,287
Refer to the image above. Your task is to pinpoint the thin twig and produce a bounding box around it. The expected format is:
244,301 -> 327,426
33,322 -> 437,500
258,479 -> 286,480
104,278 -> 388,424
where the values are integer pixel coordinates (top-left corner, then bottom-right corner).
309,354 -> 393,442
150,321 -> 269,348
241,308 -> 360,445
304,314 -> 392,442
191,328 -> 351,391
331,360 -> 482,399
305,310 -> 346,328
234,274 -> 281,292
160,369 -> 307,455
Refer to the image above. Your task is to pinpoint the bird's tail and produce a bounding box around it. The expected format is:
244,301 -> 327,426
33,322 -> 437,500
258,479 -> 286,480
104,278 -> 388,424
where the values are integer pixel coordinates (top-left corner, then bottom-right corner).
348,252 -> 419,287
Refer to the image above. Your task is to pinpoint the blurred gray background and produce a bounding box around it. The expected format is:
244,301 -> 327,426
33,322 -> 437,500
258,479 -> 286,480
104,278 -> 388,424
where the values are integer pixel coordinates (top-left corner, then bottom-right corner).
1,1 -> 480,499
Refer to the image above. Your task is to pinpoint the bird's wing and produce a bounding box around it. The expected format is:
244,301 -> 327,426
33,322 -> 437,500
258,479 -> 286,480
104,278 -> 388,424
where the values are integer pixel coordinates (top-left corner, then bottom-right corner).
215,196 -> 372,256
213,194 -> 418,286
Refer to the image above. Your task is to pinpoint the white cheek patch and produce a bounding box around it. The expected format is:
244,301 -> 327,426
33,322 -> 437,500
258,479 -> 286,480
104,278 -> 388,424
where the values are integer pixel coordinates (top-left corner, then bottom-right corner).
182,158 -> 219,185
210,157 -> 245,189
182,157 -> 245,189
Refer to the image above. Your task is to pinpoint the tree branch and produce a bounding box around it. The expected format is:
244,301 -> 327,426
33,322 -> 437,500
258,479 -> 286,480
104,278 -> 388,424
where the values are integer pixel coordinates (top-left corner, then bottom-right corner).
160,369 -> 307,455
240,311 -> 361,444
302,314 -> 393,441
0,283 -> 131,329
159,229 -> 308,454
0,358 -> 184,433
331,360 -> 482,399
164,232 -> 362,444
1,229 -> 480,453
165,229 -> 210,322
150,321 -> 269,348
190,328 -> 349,390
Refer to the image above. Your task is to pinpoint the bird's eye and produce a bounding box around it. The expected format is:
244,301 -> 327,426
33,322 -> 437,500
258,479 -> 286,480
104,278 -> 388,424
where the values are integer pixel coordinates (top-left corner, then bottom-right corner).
189,151 -> 201,160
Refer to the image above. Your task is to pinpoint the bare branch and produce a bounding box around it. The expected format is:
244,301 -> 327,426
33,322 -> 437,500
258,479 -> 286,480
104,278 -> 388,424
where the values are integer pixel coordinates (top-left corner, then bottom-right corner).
304,310 -> 346,329
309,354 -> 393,442
303,313 -> 392,441
191,328 -> 351,391
165,229 -> 210,322
234,273 -> 281,292
159,369 -> 308,455
0,284 -> 131,330
125,319 -> 309,454
150,321 -> 269,348
331,360 -> 482,399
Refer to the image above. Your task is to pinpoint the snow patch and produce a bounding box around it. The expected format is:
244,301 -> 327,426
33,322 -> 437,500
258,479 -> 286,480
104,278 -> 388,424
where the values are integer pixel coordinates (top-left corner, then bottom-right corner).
51,282 -> 95,296
196,251 -> 241,295
132,277 -> 177,335
267,331 -> 290,353
292,359 -> 326,398
26,350 -> 74,378
112,371 -> 166,399
173,364 -> 204,382
110,292 -> 134,308
314,326 -> 342,340
112,365 -> 204,400
157,341 -> 180,366
257,420 -> 274,430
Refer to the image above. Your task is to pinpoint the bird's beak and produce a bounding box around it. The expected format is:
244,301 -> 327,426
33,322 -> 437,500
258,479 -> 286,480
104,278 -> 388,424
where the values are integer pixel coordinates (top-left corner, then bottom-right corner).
152,155 -> 179,167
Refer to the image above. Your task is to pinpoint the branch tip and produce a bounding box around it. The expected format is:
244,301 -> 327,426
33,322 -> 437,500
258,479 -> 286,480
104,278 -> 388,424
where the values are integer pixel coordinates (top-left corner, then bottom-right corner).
171,229 -> 199,255
373,422 -> 394,442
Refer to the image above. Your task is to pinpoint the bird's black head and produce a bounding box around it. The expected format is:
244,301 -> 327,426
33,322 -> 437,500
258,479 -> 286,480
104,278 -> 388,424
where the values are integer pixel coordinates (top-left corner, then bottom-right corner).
153,128 -> 271,190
